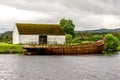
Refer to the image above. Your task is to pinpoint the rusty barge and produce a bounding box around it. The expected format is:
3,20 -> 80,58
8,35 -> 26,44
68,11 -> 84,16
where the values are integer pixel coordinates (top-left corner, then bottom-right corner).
23,40 -> 104,55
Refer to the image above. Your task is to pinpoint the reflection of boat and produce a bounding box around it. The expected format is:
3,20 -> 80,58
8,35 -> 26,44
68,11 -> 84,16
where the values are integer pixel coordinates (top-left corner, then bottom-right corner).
23,40 -> 104,55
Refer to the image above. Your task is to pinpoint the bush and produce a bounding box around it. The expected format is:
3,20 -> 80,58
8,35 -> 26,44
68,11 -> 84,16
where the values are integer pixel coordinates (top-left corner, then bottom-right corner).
65,34 -> 72,44
104,34 -> 119,51
90,35 -> 102,41
72,37 -> 82,43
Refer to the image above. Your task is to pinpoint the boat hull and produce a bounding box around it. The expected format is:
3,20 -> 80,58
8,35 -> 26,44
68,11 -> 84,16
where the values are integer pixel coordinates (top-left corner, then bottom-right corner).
23,40 -> 104,55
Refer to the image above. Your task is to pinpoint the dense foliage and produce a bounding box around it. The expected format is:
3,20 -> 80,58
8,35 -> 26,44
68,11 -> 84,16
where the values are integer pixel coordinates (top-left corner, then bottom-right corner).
65,34 -> 72,44
60,18 -> 75,37
104,34 -> 119,51
0,31 -> 12,43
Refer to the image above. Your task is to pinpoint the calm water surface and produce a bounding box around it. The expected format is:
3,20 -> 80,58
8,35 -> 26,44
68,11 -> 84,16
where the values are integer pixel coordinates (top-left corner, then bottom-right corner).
0,53 -> 120,80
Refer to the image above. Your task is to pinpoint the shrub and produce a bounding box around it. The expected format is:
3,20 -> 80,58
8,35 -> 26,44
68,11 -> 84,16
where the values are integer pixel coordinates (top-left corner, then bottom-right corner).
65,34 -> 72,44
90,35 -> 102,41
72,37 -> 82,43
104,34 -> 119,51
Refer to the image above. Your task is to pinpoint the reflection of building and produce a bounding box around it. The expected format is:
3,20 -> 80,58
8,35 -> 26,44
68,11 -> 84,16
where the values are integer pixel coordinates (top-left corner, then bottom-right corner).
13,23 -> 65,45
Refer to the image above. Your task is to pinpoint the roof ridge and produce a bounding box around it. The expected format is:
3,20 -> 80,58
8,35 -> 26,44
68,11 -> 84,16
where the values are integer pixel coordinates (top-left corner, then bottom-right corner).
16,23 -> 59,26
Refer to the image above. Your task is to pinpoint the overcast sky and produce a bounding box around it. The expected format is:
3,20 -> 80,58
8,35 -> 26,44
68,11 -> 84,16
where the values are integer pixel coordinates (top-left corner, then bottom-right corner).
0,0 -> 120,33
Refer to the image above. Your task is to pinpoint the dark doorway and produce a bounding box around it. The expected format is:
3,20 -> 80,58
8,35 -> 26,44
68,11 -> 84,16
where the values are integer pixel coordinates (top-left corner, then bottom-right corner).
39,36 -> 47,44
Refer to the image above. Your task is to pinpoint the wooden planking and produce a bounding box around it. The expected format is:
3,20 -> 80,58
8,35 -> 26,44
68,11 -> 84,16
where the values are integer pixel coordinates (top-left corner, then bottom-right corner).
23,40 -> 104,55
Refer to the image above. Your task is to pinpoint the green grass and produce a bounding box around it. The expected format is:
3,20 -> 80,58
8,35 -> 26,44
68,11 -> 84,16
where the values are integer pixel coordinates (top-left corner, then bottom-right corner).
0,42 -> 24,53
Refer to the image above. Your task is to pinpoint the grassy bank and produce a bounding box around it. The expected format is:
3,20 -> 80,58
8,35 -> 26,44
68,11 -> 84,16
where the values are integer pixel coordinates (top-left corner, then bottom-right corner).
0,43 -> 24,53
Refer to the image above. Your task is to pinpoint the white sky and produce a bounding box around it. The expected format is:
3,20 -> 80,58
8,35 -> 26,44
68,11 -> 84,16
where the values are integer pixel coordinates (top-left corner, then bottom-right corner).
0,0 -> 120,32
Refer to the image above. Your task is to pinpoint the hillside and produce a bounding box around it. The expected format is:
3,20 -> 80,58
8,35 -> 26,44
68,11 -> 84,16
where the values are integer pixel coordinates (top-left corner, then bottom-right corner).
76,28 -> 120,33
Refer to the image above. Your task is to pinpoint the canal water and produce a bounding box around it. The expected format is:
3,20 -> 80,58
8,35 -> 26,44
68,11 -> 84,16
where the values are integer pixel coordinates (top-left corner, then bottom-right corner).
0,53 -> 120,80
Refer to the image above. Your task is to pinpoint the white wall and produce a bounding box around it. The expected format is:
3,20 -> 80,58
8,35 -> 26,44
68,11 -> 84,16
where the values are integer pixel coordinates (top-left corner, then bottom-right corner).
47,35 -> 65,44
19,35 -> 65,45
19,35 -> 39,44
13,25 -> 19,44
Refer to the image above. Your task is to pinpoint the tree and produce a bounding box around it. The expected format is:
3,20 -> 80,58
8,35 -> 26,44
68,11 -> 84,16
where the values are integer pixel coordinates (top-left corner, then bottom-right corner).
60,18 -> 75,37
104,34 -> 119,51
60,18 -> 67,27
0,31 -> 12,43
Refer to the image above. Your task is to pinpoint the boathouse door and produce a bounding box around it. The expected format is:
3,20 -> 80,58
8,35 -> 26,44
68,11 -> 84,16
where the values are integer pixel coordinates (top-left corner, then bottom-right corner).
39,36 -> 47,44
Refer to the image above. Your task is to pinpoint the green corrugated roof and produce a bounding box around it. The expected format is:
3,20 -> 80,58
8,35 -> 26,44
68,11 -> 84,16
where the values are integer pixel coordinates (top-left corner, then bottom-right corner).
16,23 -> 65,35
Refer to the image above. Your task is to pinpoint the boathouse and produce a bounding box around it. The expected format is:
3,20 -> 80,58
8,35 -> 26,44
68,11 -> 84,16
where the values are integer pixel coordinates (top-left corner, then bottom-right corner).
13,23 -> 65,44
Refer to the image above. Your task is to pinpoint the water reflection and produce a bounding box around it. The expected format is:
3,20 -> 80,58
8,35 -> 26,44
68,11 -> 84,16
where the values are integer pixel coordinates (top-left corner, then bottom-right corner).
0,53 -> 120,80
